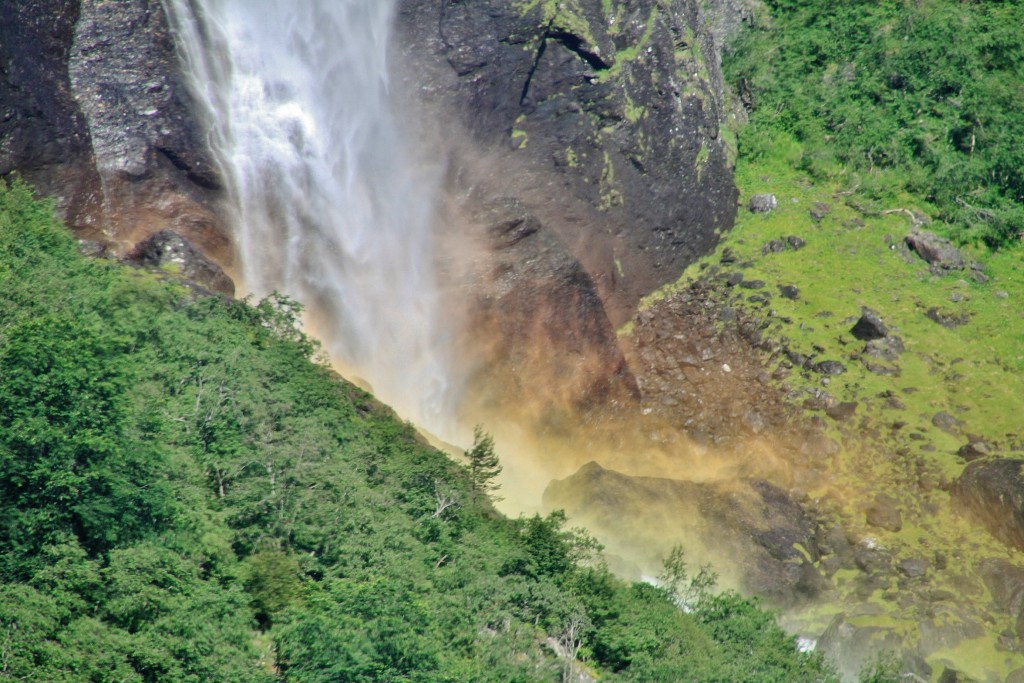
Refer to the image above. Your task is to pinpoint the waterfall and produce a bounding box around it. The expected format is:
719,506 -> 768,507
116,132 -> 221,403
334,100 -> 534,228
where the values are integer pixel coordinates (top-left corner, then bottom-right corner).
162,0 -> 457,435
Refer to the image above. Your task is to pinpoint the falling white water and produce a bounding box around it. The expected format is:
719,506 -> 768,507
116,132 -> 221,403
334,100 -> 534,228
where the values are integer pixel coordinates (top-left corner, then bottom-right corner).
162,0 -> 457,435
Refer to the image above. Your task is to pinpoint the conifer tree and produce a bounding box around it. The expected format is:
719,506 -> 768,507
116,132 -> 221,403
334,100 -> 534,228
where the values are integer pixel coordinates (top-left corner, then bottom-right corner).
465,425 -> 502,501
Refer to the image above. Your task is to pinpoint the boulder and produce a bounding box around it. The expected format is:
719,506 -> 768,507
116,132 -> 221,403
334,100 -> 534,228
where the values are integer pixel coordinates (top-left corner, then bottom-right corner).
865,495 -> 903,532
126,230 -> 234,296
748,194 -> 777,213
932,412 -> 961,435
952,458 -> 1024,551
905,231 -> 965,271
850,307 -> 888,341
778,284 -> 799,300
863,335 -> 904,361
809,201 -> 831,222
957,441 -> 993,462
896,558 -> 929,579
826,401 -> 858,422
925,307 -> 969,329
813,360 -> 846,376
543,462 -> 827,606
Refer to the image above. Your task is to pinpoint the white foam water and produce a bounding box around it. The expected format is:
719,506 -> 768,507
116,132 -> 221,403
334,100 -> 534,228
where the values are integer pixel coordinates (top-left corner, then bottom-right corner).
162,0 -> 457,436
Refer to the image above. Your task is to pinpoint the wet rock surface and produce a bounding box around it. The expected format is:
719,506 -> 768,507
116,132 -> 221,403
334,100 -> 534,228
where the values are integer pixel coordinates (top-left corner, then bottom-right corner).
452,199 -> 639,431
396,0 -> 741,319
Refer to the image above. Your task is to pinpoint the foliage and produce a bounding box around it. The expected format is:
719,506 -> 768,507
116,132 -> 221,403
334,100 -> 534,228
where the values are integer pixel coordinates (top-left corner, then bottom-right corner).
465,425 -> 502,501
725,0 -> 1024,246
0,177 -> 837,681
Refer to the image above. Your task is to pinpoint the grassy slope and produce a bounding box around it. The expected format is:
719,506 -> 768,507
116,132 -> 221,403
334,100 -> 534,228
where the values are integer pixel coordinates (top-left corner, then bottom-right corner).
646,134 -> 1024,680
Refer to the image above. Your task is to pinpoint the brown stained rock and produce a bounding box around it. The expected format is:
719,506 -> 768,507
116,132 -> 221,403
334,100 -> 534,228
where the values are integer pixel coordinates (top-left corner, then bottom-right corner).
455,200 -> 638,430
866,495 -> 903,532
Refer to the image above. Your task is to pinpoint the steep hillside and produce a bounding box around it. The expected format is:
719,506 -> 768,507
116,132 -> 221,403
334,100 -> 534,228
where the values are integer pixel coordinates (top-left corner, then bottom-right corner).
0,179 -> 838,681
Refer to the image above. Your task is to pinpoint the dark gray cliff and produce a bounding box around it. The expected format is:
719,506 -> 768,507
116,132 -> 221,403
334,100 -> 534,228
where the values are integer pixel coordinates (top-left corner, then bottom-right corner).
0,1 -> 102,232
396,0 -> 745,322
0,0 -> 228,264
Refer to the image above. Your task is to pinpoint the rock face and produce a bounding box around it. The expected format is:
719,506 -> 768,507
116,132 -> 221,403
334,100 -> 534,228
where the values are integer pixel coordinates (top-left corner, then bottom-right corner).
544,461 -> 828,606
451,200 -> 639,430
0,0 -> 228,264
952,458 -> 1024,551
0,1 -> 101,230
396,0 -> 743,322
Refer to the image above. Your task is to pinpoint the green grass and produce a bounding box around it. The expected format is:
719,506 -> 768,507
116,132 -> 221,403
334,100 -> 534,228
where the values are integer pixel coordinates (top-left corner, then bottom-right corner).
639,131 -> 1024,680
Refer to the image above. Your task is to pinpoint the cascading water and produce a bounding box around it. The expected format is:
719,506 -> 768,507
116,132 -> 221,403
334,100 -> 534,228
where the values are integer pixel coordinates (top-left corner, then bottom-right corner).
162,0 -> 457,435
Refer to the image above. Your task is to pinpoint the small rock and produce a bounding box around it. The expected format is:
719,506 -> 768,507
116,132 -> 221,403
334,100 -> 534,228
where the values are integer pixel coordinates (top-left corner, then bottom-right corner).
897,558 -> 928,578
826,401 -> 858,422
749,194 -> 777,213
970,270 -> 989,284
787,235 -> 806,250
740,279 -> 765,290
932,412 -> 961,435
725,272 -> 744,286
958,441 -> 992,461
996,290 -> 1009,299
905,230 -> 965,270
850,307 -> 888,341
721,363 -> 732,373
866,495 -> 903,532
926,307 -> 969,329
809,202 -> 832,222
778,284 -> 799,300
813,360 -> 846,376
762,239 -> 786,255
